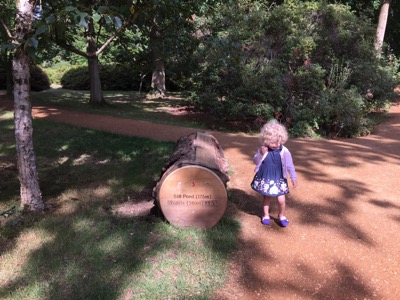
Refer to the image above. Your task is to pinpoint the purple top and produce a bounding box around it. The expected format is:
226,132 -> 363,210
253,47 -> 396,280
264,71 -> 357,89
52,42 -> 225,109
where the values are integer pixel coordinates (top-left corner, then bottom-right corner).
253,145 -> 297,181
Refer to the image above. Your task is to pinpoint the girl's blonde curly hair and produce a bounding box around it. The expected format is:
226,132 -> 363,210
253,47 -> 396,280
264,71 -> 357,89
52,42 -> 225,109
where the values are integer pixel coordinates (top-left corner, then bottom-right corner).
259,119 -> 289,145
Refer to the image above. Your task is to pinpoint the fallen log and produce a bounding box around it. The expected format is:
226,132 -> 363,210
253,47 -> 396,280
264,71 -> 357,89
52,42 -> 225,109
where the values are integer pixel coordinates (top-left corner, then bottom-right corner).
153,131 -> 229,228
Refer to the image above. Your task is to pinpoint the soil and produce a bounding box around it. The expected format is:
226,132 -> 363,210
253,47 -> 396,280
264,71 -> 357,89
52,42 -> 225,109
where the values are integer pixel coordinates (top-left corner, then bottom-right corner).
1,94 -> 400,299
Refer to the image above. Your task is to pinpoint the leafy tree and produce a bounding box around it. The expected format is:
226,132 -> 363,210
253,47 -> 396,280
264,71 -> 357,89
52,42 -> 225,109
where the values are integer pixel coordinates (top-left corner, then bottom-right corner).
330,0 -> 400,57
38,1 -> 212,101
36,0 -> 143,105
135,1 -> 221,96
189,0 -> 397,137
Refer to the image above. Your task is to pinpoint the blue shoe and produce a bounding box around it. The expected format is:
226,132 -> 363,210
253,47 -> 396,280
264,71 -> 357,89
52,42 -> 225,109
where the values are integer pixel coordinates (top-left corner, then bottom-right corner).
279,217 -> 289,227
261,216 -> 271,225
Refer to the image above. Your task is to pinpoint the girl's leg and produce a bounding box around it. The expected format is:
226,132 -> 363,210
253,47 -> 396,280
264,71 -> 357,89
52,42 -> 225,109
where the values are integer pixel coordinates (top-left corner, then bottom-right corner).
261,196 -> 272,225
277,195 -> 286,219
277,195 -> 289,227
263,196 -> 271,218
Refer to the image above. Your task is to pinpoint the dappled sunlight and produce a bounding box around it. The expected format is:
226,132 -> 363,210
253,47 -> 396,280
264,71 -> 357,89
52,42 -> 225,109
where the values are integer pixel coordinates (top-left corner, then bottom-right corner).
52,190 -> 82,215
93,186 -> 111,198
49,185 -> 115,216
57,144 -> 69,152
0,228 -> 55,284
2,90 -> 399,298
112,99 -> 131,104
72,153 -> 93,166
56,185 -> 112,204
32,106 -> 63,118
111,200 -> 154,217
57,156 -> 69,165
0,111 -> 13,121
97,234 -> 126,253
72,218 -> 97,233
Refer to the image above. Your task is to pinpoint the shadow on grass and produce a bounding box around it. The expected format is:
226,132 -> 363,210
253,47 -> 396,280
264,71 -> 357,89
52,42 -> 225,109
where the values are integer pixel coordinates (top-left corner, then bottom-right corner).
0,118 -> 240,299
31,89 -> 210,130
1,203 -> 240,299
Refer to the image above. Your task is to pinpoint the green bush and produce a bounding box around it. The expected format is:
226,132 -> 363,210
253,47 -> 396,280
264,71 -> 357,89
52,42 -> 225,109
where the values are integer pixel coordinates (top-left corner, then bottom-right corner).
30,65 -> 51,91
60,66 -> 90,90
42,61 -> 73,85
60,64 -> 150,91
100,64 -> 144,91
317,87 -> 367,137
0,65 -> 50,91
188,1 -> 397,137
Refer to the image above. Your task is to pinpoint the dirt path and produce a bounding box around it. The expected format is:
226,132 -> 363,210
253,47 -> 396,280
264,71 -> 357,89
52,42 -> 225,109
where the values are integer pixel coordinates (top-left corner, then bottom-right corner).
1,97 -> 400,299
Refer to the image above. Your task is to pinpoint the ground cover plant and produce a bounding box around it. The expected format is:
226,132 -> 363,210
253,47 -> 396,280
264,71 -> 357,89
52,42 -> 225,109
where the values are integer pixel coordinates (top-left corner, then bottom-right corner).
0,109 -> 240,299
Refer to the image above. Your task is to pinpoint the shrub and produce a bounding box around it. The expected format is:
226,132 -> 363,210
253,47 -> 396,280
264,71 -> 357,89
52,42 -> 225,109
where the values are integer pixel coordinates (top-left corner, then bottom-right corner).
317,87 -> 367,137
60,64 -> 150,91
188,1 -> 397,137
100,64 -> 143,91
30,65 -> 51,91
0,65 -> 50,91
42,61 -> 73,85
60,66 -> 90,90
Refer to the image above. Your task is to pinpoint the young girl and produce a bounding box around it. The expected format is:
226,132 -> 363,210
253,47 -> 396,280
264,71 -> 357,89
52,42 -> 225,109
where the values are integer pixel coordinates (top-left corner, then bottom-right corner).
251,119 -> 298,227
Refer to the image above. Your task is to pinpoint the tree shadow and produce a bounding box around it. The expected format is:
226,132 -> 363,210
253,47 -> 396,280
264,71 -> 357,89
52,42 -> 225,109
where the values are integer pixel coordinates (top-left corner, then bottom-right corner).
210,103 -> 400,300
0,119 -> 240,299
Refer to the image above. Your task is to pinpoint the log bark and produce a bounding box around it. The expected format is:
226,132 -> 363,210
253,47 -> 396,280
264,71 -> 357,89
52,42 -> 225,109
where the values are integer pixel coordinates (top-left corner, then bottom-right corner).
153,131 -> 229,228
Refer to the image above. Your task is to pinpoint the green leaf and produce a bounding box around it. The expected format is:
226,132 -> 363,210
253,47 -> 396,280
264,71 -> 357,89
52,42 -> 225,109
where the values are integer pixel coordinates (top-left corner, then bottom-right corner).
35,25 -> 47,36
79,18 -> 88,28
114,16 -> 122,29
45,15 -> 55,24
1,43 -> 15,51
79,12 -> 89,19
27,46 -> 36,58
28,37 -> 39,49
104,16 -> 112,24
66,6 -> 76,12
92,13 -> 101,22
97,6 -> 108,14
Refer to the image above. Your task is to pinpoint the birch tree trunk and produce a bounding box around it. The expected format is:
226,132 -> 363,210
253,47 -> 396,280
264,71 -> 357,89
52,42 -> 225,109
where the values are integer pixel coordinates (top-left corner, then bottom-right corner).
375,0 -> 391,58
13,0 -> 44,211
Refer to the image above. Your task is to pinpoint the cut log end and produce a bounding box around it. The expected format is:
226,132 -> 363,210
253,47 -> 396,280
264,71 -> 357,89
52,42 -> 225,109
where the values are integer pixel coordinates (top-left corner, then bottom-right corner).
154,131 -> 229,228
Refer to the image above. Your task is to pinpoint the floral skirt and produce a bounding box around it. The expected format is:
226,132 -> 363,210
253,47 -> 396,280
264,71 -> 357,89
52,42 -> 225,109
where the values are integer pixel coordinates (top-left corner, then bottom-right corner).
251,176 -> 289,196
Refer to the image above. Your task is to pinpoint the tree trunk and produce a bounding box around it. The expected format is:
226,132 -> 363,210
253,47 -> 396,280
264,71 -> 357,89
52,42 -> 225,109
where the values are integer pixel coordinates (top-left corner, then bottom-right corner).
88,55 -> 105,105
87,16 -> 106,106
375,0 -> 390,58
13,0 -> 44,211
150,16 -> 166,97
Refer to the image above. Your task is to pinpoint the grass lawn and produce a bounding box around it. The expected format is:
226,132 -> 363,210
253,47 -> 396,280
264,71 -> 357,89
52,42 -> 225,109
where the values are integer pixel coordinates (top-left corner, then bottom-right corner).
0,107 -> 240,300
31,89 -> 214,130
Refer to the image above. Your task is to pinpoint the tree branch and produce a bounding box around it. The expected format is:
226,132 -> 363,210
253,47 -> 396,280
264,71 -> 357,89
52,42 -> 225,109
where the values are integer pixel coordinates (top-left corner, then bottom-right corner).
53,38 -> 89,58
0,17 -> 14,40
95,3 -> 142,56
